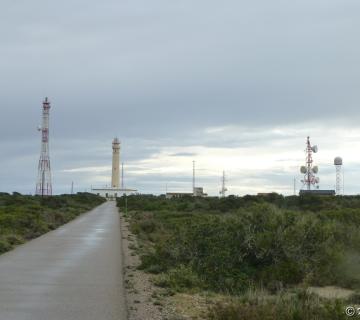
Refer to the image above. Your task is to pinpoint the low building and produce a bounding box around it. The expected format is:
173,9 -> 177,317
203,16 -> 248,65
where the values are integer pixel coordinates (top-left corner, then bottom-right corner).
299,189 -> 335,196
91,187 -> 137,200
194,187 -> 207,197
166,187 -> 207,199
165,192 -> 193,199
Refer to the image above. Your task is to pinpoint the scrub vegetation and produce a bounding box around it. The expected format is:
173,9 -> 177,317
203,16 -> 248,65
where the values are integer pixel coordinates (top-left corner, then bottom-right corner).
117,194 -> 360,319
0,192 -> 105,254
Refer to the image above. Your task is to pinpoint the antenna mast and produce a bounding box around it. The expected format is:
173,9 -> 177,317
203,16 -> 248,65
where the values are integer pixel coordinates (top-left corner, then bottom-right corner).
219,171 -> 227,197
192,160 -> 196,195
293,177 -> 296,195
300,136 -> 319,190
334,157 -> 343,195
35,97 -> 52,196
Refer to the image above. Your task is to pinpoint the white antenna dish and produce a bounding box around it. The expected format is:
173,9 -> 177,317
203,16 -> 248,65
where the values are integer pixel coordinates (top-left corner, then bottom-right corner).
315,177 -> 320,183
311,145 -> 318,153
312,166 -> 318,174
300,166 -> 307,174
334,157 -> 343,166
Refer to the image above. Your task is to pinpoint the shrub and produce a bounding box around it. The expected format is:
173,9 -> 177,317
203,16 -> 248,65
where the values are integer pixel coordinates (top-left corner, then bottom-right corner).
208,290 -> 347,320
154,265 -> 203,292
119,195 -> 360,294
0,193 -> 105,255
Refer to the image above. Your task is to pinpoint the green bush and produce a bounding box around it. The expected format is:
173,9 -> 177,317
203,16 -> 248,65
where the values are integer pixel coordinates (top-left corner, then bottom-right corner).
154,265 -> 203,292
0,239 -> 11,254
208,290 -> 347,320
118,195 -> 360,294
0,193 -> 105,255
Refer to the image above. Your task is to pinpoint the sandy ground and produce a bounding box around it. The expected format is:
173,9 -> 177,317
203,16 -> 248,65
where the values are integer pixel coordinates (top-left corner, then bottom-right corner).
308,286 -> 354,299
120,211 -> 175,320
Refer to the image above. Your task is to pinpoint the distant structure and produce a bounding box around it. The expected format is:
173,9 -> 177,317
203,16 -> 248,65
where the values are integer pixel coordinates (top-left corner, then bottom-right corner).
299,136 -> 335,196
166,192 -> 193,199
192,160 -> 196,195
112,138 -> 120,188
334,157 -> 343,195
300,136 -> 319,190
91,138 -> 137,200
194,187 -> 207,197
293,177 -> 296,195
35,98 -> 52,196
121,162 -> 124,189
299,189 -> 335,196
166,161 -> 207,199
219,171 -> 227,197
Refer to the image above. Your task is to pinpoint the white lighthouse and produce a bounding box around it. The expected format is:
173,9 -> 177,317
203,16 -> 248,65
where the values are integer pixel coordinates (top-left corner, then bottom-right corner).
91,138 -> 137,200
112,138 -> 120,188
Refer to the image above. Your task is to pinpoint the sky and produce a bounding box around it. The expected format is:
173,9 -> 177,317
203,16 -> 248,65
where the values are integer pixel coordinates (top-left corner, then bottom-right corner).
1,0 -> 360,196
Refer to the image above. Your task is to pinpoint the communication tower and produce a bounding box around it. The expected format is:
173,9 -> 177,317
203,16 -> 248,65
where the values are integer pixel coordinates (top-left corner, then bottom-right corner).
192,160 -> 196,195
219,171 -> 228,197
334,157 -> 343,195
300,136 -> 319,190
35,97 -> 52,196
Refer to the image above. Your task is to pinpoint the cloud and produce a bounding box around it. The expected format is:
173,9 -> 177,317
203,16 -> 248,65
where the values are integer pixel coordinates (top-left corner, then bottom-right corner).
169,152 -> 197,157
62,166 -> 111,173
0,1 -> 359,195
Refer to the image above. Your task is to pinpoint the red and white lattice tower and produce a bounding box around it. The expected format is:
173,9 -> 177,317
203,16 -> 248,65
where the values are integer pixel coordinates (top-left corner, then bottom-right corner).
35,97 -> 52,196
300,136 -> 319,190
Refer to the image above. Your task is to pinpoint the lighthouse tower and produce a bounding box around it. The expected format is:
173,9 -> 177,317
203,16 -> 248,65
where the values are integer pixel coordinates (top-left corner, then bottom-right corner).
35,97 -> 52,196
91,138 -> 137,199
111,138 -> 120,188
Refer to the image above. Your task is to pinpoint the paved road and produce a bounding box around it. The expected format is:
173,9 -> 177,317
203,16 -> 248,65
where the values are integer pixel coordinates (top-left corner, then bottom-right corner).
0,201 -> 127,320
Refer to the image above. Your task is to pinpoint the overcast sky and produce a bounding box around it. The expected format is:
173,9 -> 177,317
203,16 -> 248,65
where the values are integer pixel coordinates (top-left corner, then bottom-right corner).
1,0 -> 360,196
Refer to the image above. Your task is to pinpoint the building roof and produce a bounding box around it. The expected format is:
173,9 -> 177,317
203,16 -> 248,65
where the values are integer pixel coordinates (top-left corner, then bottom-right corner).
299,189 -> 335,196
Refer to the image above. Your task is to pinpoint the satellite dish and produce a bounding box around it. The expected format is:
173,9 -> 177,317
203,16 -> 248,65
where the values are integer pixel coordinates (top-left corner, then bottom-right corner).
315,177 -> 320,183
300,166 -> 307,174
312,166 -> 318,174
311,145 -> 318,153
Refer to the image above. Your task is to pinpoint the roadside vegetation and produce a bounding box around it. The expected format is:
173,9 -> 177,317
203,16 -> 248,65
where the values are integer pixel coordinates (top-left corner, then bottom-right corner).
0,192 -> 105,254
117,194 -> 360,319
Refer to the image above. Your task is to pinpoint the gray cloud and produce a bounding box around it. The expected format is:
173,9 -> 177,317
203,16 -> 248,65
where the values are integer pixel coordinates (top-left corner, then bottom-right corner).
0,0 -> 359,195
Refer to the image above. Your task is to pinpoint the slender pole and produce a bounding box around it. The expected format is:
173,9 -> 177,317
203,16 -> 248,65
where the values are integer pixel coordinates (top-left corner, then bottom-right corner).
125,194 -> 128,215
293,177 -> 296,195
41,170 -> 45,197
192,160 -> 195,195
220,171 -> 226,197
121,162 -> 124,189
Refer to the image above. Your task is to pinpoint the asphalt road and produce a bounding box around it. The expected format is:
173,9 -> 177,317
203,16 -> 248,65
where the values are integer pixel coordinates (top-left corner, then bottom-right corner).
0,201 -> 127,320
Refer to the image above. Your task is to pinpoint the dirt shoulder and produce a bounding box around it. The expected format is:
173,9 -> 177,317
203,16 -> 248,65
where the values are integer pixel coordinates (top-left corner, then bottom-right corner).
120,211 -> 175,320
